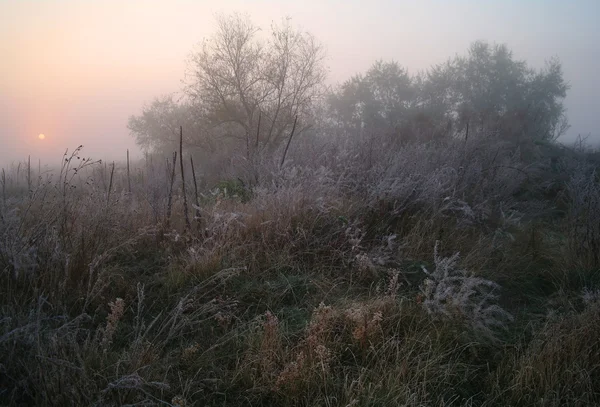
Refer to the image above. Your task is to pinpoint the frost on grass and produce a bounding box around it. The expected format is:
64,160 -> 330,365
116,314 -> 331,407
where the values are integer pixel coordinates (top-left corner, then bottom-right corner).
0,205 -> 39,280
419,241 -> 513,341
581,287 -> 600,306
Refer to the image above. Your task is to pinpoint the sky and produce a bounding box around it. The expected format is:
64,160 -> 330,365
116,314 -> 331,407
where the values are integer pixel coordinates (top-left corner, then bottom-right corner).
1,0 -> 599,166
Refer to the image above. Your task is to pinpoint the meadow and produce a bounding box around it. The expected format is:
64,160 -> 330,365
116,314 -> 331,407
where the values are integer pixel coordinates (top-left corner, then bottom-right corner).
2,131 -> 600,406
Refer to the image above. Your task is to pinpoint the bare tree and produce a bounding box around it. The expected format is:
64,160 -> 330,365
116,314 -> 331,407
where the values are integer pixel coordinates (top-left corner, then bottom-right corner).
185,13 -> 327,155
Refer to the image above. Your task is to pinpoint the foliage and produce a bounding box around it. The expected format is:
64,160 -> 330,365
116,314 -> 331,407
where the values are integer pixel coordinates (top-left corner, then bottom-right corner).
328,41 -> 569,143
423,41 -> 570,141
328,61 -> 415,138
213,178 -> 252,202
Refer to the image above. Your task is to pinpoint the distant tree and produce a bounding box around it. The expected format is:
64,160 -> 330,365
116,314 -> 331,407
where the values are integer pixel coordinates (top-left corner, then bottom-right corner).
328,61 -> 415,138
328,41 -> 569,143
420,41 -> 570,141
127,95 -> 215,155
184,13 -> 327,155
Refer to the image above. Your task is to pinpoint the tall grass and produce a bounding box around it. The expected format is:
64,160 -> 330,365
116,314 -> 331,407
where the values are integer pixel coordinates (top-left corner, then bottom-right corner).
1,134 -> 599,406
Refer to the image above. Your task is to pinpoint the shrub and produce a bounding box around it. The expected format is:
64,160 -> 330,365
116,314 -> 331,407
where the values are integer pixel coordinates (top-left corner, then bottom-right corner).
419,241 -> 513,342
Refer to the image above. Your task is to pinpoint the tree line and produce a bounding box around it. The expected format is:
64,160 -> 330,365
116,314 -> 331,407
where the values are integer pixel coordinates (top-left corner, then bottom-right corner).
128,13 -> 569,157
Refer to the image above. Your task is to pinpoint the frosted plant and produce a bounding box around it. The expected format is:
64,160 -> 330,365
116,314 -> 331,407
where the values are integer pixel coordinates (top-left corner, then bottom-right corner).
492,206 -> 523,246
440,197 -> 476,223
101,298 -> 125,350
419,242 -> 513,341
581,287 -> 600,306
351,231 -> 402,279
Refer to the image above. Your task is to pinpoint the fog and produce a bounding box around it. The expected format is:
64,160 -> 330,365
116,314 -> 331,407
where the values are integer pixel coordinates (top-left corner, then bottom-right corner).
1,0 -> 599,167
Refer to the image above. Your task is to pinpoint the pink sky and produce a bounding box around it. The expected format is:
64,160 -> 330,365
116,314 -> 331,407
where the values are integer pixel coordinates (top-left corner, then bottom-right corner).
1,0 -> 599,166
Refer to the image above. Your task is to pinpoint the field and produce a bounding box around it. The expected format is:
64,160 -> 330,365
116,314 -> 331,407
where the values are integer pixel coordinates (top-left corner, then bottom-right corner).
2,135 -> 600,406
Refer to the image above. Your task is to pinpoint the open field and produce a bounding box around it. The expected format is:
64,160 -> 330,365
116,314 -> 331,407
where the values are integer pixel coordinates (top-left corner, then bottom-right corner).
2,134 -> 600,406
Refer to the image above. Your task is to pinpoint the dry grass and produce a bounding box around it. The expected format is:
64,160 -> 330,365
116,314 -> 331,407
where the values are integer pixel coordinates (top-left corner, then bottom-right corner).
489,300 -> 600,406
1,136 -> 599,406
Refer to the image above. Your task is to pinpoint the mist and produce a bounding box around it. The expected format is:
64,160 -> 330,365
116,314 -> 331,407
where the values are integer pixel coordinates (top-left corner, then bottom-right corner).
5,2 -> 600,404
1,0 -> 599,167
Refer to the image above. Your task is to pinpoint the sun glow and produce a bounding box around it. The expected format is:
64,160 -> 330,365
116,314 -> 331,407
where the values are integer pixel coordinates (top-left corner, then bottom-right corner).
38,133 -> 45,140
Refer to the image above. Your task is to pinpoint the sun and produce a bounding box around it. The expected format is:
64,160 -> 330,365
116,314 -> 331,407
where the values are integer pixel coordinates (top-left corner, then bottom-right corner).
38,133 -> 46,140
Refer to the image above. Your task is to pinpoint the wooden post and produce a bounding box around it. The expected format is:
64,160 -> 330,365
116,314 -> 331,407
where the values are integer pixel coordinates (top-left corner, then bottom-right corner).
127,149 -> 131,193
179,126 -> 191,230
280,116 -> 298,168
190,155 -> 201,232
107,162 -> 115,206
166,151 -> 177,227
1,168 -> 5,206
27,155 -> 31,194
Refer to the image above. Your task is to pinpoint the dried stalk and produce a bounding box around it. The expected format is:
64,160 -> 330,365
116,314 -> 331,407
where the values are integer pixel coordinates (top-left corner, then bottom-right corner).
255,111 -> 262,148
